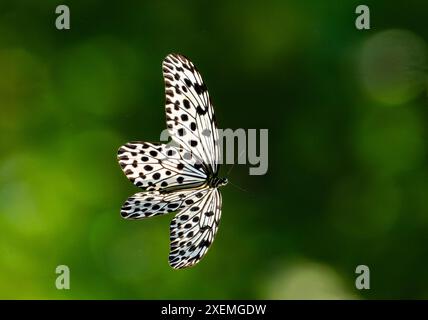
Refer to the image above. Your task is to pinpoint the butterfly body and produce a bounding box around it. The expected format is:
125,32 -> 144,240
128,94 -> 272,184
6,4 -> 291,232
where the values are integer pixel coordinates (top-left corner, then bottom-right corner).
118,54 -> 226,269
208,176 -> 228,188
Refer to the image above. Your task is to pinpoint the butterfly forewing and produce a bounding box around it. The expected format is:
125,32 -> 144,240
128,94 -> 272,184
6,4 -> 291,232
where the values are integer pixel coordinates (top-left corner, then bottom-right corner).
163,54 -> 220,175
118,142 -> 207,192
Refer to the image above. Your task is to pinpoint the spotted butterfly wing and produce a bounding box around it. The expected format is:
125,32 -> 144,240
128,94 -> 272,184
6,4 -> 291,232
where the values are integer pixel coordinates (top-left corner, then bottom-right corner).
169,188 -> 221,268
118,53 -> 225,269
120,188 -> 222,268
163,54 -> 220,173
118,142 -> 206,192
120,189 -> 199,219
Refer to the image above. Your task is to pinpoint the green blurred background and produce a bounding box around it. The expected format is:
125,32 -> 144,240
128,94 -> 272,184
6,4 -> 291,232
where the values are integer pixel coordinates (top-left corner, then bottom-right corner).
1,0 -> 428,299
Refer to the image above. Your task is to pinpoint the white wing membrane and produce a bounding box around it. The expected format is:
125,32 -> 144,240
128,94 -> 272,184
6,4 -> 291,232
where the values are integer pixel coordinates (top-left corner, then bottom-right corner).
118,142 -> 206,192
169,188 -> 222,269
118,54 -> 225,269
163,54 -> 220,174
121,189 -> 206,219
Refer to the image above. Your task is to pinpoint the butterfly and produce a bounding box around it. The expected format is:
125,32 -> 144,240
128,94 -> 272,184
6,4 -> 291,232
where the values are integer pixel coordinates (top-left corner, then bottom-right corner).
117,54 -> 228,269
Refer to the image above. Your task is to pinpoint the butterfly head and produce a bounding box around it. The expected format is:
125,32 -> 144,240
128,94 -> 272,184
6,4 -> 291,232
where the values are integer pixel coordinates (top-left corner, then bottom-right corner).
218,177 -> 228,187
215,178 -> 229,187
210,176 -> 228,188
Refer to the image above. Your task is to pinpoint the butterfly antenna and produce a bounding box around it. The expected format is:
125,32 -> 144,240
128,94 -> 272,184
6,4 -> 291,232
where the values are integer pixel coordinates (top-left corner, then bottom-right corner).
224,148 -> 249,192
226,148 -> 246,176
228,180 -> 249,193
226,162 -> 236,176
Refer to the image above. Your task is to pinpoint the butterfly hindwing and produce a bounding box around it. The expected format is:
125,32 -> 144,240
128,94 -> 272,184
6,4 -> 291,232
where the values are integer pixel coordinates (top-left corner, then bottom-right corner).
169,188 -> 222,269
118,142 -> 207,192
121,189 -> 203,219
163,54 -> 220,175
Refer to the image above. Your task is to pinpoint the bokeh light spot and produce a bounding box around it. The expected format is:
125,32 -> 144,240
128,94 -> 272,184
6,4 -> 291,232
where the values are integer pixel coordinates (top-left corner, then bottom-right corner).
264,261 -> 358,299
358,29 -> 427,105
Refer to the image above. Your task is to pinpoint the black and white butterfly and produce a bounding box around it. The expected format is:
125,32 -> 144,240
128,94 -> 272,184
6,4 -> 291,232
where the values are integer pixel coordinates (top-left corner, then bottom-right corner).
117,54 -> 227,269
